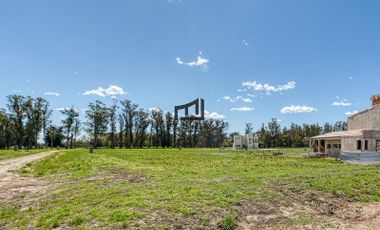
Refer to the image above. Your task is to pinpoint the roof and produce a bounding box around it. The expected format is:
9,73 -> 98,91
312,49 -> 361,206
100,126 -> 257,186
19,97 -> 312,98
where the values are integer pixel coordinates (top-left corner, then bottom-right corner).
347,107 -> 373,119
311,130 -> 364,139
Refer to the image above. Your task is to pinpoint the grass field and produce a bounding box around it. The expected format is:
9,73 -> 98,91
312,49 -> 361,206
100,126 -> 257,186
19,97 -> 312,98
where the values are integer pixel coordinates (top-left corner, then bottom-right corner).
0,149 -> 50,161
1,148 -> 380,229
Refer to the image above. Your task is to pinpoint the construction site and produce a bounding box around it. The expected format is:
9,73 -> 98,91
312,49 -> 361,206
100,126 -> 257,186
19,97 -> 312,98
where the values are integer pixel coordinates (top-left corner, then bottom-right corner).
311,94 -> 380,163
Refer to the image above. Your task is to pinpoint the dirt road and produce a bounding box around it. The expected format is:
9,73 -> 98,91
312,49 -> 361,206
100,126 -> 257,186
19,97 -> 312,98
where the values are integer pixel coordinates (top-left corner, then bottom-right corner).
0,151 -> 60,201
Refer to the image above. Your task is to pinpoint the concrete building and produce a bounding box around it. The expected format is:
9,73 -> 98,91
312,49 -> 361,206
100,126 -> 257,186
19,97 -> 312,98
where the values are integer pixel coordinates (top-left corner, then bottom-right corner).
233,133 -> 259,150
311,94 -> 380,156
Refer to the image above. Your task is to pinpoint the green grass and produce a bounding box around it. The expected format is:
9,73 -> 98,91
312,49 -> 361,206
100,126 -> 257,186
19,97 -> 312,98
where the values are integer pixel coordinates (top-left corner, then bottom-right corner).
1,148 -> 380,229
219,216 -> 237,230
0,149 -> 50,161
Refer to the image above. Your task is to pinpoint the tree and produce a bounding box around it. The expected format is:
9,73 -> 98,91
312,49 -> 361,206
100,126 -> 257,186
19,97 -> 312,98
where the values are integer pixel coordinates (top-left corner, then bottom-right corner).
86,100 -> 109,148
323,122 -> 333,134
333,121 -> 347,132
151,109 -> 164,148
134,109 -> 150,148
45,125 -> 65,148
61,107 -> 80,148
41,99 -> 52,148
32,97 -> 50,148
196,119 -> 229,148
109,101 -> 118,148
118,114 -> 124,148
121,100 -> 138,148
164,112 -> 173,147
268,118 -> 281,147
7,95 -> 26,149
71,117 -> 81,148
258,123 -> 271,148
215,120 -> 229,148
177,119 -> 189,147
24,97 -> 35,149
0,110 -> 14,149
245,123 -> 254,134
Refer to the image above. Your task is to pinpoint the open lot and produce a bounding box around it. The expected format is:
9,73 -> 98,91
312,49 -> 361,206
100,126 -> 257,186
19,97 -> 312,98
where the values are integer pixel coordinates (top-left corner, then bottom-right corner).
1,148 -> 380,229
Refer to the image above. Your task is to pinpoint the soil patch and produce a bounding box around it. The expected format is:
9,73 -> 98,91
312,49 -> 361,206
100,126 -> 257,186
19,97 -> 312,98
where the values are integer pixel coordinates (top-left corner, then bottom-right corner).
0,151 -> 61,203
85,171 -> 145,184
234,185 -> 380,229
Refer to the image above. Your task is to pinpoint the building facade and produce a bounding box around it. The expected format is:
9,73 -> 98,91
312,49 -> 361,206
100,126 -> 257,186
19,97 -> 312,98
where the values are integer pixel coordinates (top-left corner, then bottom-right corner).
311,94 -> 380,155
233,133 -> 259,150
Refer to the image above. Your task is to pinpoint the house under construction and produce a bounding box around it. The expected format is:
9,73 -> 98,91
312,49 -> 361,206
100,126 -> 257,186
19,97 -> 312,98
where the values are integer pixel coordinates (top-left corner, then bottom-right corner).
311,94 -> 380,156
233,133 -> 259,150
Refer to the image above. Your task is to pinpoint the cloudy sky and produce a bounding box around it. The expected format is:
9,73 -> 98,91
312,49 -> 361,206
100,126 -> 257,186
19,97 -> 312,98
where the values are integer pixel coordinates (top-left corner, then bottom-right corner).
1,0 -> 380,132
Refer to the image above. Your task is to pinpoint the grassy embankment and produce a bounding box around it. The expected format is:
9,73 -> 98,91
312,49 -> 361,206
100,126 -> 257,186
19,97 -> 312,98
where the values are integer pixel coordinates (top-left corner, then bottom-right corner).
0,149 -> 51,161
0,148 -> 380,229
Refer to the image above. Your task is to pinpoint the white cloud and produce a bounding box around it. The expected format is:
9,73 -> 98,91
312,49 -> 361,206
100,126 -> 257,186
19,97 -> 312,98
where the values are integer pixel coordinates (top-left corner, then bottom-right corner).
238,96 -> 253,103
44,92 -> 60,97
222,96 -> 232,101
176,53 -> 209,67
345,111 -> 359,116
148,107 -> 162,112
332,101 -> 352,107
242,38 -> 255,46
175,58 -> 184,65
221,96 -> 253,103
242,81 -> 296,93
105,85 -> 125,96
230,107 -> 255,112
204,111 -> 226,120
83,87 -> 107,97
55,107 -> 79,113
280,105 -> 317,114
83,85 -> 126,97
331,97 -> 352,107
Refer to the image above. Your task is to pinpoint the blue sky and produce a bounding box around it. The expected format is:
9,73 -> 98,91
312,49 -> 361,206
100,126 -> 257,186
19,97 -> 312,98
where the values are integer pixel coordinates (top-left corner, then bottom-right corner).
1,0 -> 380,132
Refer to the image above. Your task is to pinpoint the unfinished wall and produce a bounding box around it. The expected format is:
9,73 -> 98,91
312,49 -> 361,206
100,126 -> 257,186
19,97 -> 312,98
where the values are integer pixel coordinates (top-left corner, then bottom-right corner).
342,137 -> 360,152
341,131 -> 380,152
348,106 -> 380,130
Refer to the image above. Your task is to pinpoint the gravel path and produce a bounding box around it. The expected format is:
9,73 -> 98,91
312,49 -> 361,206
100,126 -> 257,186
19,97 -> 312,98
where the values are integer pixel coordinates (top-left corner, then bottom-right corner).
0,150 -> 60,201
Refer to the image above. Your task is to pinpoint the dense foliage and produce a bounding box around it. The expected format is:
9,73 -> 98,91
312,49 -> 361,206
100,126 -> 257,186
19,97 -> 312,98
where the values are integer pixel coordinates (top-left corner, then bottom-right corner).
0,95 -> 51,149
0,95 -> 347,149
255,119 -> 347,148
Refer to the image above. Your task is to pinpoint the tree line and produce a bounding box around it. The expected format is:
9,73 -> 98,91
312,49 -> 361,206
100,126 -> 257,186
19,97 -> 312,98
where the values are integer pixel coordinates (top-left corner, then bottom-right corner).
0,95 -> 51,149
83,100 -> 229,149
0,94 -> 347,150
239,119 -> 347,148
0,95 -> 229,149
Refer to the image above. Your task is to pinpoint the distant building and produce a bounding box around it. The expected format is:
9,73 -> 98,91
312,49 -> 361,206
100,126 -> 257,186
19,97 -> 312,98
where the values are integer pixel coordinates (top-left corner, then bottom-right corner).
233,133 -> 259,150
311,94 -> 380,156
